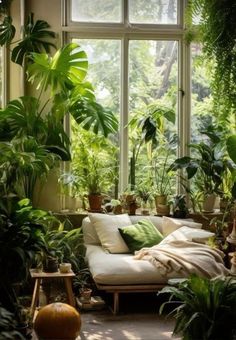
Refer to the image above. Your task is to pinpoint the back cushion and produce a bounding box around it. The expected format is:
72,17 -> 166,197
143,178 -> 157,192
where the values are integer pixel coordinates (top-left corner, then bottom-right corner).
88,213 -> 132,253
82,216 -> 101,245
162,216 -> 202,237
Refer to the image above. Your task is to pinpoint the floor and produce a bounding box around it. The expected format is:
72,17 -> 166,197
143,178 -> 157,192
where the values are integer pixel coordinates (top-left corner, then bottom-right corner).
33,292 -> 181,340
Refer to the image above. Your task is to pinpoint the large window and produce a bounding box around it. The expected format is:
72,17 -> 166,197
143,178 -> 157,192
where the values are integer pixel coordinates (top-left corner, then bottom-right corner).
65,0 -> 184,195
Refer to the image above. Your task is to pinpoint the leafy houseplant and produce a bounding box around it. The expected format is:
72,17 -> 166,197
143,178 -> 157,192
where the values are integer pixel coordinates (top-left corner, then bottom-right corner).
159,275 -> 236,340
172,194 -> 189,219
71,132 -> 117,212
0,198 -> 53,325
0,10 -> 118,203
169,125 -> 232,212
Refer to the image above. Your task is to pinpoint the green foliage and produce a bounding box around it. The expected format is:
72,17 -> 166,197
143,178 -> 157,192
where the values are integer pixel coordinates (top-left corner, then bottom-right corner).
71,125 -> 118,196
159,275 -> 236,340
0,16 -> 15,45
11,13 -> 56,65
185,1 -> 236,115
169,124 -> 234,196
0,306 -> 24,340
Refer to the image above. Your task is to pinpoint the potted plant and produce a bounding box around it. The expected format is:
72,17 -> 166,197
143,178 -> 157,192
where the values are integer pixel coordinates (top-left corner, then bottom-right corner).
169,124 -> 231,213
136,185 -> 151,215
71,134 -> 117,212
73,268 -> 93,302
172,194 -> 189,218
159,275 -> 236,340
0,198 -> 53,332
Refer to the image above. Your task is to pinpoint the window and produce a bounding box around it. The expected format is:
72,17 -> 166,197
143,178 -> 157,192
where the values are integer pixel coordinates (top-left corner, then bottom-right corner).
65,0 -> 185,195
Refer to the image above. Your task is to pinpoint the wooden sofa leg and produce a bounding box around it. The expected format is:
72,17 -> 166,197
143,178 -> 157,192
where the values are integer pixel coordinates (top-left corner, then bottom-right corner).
113,292 -> 119,315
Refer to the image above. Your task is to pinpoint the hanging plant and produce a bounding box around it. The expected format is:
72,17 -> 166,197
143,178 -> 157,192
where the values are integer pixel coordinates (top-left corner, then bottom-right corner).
185,1 -> 236,116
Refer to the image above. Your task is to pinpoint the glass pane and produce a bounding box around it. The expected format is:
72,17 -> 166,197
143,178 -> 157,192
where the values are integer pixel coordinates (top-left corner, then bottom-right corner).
191,43 -> 212,144
129,0 -> 177,24
128,40 -> 178,201
71,39 -> 121,201
71,0 -> 122,23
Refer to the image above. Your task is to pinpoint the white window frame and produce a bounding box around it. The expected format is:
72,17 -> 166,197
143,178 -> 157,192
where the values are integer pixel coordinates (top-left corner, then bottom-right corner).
62,0 -> 190,193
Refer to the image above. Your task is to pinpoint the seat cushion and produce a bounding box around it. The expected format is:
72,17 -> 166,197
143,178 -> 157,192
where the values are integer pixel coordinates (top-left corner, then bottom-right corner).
86,244 -> 175,285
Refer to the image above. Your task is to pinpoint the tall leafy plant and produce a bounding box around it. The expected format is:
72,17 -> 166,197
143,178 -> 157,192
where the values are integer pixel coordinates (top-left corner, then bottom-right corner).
0,9 -> 118,198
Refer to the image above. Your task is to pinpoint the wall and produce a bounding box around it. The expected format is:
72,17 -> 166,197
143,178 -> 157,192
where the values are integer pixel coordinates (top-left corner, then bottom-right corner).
8,0 -> 63,211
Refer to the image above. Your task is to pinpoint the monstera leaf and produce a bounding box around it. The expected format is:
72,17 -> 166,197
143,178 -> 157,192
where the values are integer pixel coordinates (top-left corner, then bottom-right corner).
11,13 -> 56,65
70,97 -> 118,137
0,16 -> 15,45
27,43 -> 88,93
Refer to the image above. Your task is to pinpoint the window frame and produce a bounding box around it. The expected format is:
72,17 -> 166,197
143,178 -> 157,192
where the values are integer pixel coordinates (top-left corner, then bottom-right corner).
62,0 -> 190,193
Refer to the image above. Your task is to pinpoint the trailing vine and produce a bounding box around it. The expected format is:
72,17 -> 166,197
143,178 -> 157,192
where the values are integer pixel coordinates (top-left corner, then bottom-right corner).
185,0 -> 236,119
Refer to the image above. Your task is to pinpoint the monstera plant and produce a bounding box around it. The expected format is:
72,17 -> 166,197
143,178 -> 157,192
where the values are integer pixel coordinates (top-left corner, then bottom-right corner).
0,9 -> 118,201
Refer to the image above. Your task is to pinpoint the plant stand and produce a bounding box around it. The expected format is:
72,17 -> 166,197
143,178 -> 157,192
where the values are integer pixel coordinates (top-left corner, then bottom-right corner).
29,269 -> 76,320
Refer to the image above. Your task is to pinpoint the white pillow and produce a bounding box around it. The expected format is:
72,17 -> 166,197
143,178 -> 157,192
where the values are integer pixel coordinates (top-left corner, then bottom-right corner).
162,216 -> 202,237
159,226 -> 215,245
88,213 -> 132,253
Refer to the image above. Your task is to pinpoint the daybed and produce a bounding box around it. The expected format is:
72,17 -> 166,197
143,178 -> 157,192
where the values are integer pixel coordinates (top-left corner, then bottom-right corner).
82,213 -> 230,313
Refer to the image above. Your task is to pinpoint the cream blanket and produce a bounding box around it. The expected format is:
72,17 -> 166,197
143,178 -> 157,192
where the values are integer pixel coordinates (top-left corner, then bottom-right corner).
134,240 -> 230,278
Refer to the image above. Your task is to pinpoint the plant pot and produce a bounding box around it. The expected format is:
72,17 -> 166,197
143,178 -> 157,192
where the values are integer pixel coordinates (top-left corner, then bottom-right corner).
202,194 -> 217,213
79,288 -> 92,302
173,210 -> 187,219
113,205 -> 123,214
88,194 -> 103,212
43,257 -> 59,273
155,195 -> 169,215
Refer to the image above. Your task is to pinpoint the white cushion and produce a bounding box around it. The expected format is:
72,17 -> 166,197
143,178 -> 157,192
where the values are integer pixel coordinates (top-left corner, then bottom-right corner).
88,213 -> 132,253
159,226 -> 214,245
82,217 -> 101,245
162,216 -> 202,237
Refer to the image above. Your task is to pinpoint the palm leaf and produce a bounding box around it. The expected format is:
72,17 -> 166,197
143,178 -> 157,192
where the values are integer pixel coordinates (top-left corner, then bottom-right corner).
11,13 -> 56,65
0,16 -> 15,45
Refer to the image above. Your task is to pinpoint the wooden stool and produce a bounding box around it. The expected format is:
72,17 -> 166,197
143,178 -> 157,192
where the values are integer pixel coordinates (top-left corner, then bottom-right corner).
30,269 -> 76,318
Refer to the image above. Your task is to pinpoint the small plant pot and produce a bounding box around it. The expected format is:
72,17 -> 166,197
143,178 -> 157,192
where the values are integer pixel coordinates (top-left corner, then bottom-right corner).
43,257 -> 59,273
88,194 -> 103,212
79,288 -> 92,302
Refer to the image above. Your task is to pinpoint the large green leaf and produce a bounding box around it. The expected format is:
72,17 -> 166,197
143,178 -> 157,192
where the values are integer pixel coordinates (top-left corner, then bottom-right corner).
11,13 -> 56,65
0,16 -> 15,45
70,97 -> 118,137
0,96 -> 43,141
28,43 -> 88,93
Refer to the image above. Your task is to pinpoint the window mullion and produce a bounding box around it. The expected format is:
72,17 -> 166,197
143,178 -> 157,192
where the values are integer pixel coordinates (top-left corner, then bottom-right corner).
119,36 -> 129,192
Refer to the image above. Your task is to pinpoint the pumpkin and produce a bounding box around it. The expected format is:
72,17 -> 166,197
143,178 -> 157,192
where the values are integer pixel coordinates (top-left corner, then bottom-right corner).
34,302 -> 81,340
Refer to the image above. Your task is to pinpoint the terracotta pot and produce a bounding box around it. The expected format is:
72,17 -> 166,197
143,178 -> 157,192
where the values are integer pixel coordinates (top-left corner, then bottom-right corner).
88,194 -> 103,212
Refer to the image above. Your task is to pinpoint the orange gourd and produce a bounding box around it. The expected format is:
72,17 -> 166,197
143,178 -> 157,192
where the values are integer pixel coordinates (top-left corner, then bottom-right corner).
34,302 -> 81,340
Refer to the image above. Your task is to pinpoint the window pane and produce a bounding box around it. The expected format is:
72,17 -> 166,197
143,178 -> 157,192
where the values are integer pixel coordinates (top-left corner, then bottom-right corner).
71,39 -> 121,199
129,40 -> 178,196
71,0 -> 122,23
129,0 -> 177,24
191,44 -> 212,143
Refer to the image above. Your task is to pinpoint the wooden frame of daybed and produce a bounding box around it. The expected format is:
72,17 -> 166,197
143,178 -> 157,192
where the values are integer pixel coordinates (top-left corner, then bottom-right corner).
95,283 -> 166,314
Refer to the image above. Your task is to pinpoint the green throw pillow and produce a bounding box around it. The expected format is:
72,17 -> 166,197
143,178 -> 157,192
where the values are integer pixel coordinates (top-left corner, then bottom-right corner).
118,219 -> 163,253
